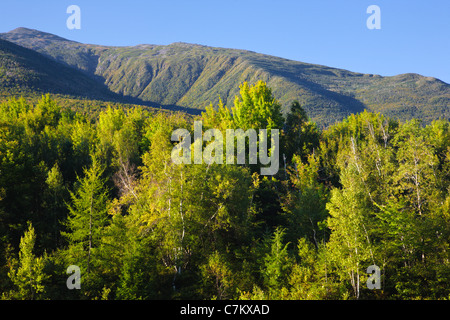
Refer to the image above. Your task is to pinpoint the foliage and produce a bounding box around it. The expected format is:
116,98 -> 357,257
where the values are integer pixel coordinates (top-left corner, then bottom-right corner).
0,84 -> 449,300
3,223 -> 48,299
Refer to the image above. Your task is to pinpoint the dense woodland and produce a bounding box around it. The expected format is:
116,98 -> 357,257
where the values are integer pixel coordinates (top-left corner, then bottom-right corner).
0,81 -> 449,300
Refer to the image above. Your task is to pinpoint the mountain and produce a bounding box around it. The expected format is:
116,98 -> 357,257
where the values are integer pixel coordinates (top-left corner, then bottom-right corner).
1,27 -> 449,126
0,36 -> 120,101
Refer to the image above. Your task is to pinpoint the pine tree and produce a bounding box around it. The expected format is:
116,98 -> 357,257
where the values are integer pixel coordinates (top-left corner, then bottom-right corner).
62,157 -> 109,275
261,228 -> 293,293
283,100 -> 320,163
5,223 -> 48,300
43,163 -> 66,249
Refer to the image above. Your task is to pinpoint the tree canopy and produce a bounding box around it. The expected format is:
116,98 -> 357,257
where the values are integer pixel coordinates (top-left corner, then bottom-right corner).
0,84 -> 449,300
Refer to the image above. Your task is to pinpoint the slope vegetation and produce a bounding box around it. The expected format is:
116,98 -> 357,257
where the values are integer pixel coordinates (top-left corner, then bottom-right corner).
1,28 -> 449,126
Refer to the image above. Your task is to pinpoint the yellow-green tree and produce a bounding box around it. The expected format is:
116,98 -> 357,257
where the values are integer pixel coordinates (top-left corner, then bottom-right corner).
5,223 -> 48,300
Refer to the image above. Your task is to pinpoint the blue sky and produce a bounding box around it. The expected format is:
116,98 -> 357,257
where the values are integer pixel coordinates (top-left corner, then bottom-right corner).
1,0 -> 449,83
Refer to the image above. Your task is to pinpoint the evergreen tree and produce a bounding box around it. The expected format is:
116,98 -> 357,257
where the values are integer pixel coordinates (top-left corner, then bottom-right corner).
4,223 -> 48,300
62,157 -> 110,276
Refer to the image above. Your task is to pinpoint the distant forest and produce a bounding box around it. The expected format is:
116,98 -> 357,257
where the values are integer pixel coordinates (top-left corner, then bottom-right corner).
0,81 -> 449,300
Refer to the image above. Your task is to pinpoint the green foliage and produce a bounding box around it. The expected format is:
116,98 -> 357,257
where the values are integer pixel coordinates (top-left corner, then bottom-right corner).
62,157 -> 110,279
282,153 -> 329,245
0,85 -> 449,301
200,251 -> 235,300
260,228 -> 293,291
3,223 -> 48,299
283,100 -> 320,162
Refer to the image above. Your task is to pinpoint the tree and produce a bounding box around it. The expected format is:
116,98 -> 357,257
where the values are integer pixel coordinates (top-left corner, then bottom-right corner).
239,228 -> 294,299
393,120 -> 439,216
282,153 -> 329,246
42,163 -> 67,249
5,223 -> 48,300
326,161 -> 376,299
62,157 -> 110,275
231,81 -> 284,131
261,228 -> 293,292
200,251 -> 235,300
202,81 -> 284,169
287,238 -> 340,299
283,100 -> 320,164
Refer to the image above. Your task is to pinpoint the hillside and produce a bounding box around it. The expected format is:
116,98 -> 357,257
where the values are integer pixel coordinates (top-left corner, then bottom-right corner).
0,37 -> 119,101
1,27 -> 449,126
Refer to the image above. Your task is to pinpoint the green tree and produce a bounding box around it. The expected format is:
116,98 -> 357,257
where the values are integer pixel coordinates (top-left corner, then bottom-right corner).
283,100 -> 320,164
239,228 -> 294,299
4,223 -> 48,300
287,238 -> 340,299
282,153 -> 329,246
42,163 -> 67,250
393,120 -> 439,216
62,157 -> 110,275
261,228 -> 293,292
200,251 -> 235,300
326,163 -> 376,299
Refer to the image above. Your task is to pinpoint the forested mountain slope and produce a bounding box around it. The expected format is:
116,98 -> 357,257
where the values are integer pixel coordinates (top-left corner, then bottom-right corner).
2,27 -> 449,127
0,37 -> 118,101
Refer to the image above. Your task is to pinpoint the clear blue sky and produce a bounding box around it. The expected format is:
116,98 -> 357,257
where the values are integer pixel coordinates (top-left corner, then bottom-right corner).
1,0 -> 449,83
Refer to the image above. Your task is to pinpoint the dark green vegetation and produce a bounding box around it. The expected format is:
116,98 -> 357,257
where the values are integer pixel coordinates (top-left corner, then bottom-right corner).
1,28 -> 449,127
0,38 -> 116,101
0,81 -> 449,300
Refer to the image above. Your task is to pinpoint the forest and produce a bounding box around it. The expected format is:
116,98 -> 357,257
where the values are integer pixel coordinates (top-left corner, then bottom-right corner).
0,81 -> 449,300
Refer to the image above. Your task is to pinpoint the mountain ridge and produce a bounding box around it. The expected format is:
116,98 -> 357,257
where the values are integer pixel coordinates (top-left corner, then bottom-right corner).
0,37 -> 116,100
1,27 -> 449,126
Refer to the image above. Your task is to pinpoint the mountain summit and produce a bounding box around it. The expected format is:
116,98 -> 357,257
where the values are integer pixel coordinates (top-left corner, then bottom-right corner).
5,27 -> 75,42
1,27 -> 449,126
